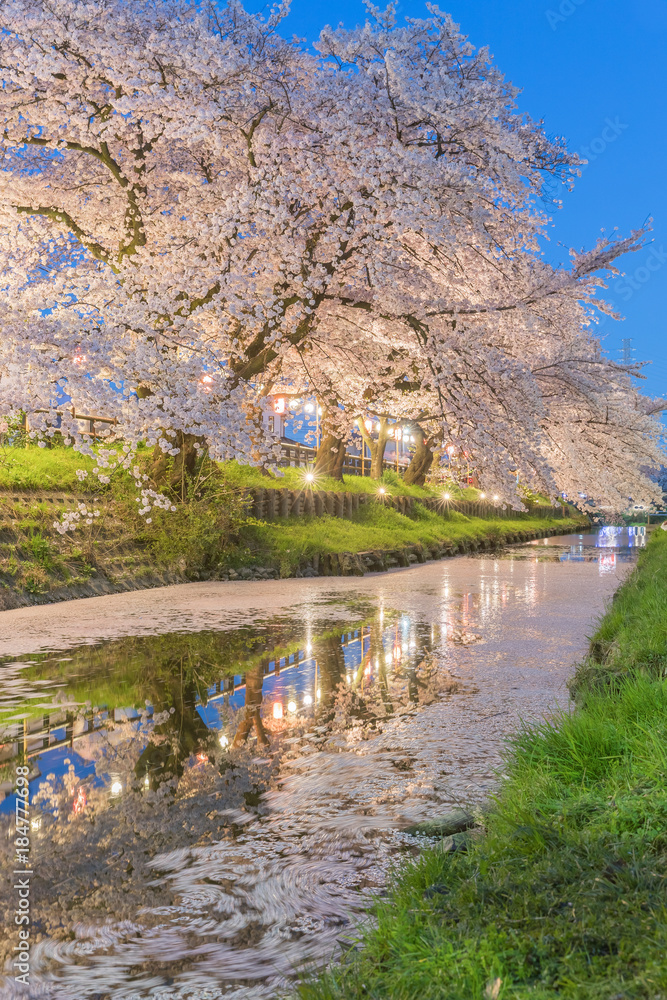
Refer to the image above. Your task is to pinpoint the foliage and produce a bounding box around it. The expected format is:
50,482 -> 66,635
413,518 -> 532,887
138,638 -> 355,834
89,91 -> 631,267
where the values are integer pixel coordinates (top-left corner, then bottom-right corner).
299,531 -> 667,1000
0,1 -> 663,511
243,504 -> 584,575
569,527 -> 667,697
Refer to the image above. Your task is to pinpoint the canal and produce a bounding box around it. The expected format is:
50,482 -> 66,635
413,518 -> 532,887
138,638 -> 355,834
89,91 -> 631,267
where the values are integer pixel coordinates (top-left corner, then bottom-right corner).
0,527 -> 644,998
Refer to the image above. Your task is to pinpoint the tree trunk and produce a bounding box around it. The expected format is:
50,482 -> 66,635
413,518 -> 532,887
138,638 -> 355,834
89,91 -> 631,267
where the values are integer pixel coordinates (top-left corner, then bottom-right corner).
314,432 -> 346,480
403,426 -> 434,486
357,416 -> 391,480
151,430 -> 201,497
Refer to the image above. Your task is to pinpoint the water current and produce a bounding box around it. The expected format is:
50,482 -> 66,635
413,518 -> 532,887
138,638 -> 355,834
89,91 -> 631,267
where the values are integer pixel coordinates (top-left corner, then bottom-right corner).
0,526 -> 645,998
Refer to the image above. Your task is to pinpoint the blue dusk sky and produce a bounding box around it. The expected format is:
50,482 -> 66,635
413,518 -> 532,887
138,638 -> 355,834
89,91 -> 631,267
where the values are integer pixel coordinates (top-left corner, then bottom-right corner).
249,0 -> 667,401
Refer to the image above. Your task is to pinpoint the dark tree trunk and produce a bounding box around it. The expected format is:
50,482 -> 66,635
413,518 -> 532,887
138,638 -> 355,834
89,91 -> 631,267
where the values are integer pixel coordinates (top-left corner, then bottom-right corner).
357,416 -> 391,479
403,426 -> 434,486
314,432 -> 346,480
151,430 -> 201,497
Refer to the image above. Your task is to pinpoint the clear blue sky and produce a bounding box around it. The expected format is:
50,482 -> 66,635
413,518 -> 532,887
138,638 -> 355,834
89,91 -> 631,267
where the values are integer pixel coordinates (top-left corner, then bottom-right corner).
250,0 -> 667,400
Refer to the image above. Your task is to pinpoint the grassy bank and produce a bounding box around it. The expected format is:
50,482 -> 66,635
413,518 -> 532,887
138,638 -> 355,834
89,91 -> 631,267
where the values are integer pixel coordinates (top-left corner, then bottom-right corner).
243,504 -> 585,576
300,532 -> 667,1000
0,444 -> 584,604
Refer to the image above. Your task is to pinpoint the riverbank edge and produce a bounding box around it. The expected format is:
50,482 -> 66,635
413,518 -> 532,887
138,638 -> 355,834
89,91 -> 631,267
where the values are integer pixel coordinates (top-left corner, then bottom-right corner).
298,531 -> 667,1000
0,512 -> 588,611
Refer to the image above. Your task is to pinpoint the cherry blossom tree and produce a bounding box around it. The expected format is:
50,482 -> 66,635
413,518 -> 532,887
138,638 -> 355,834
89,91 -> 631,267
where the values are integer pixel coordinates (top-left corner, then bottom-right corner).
0,0 -> 663,510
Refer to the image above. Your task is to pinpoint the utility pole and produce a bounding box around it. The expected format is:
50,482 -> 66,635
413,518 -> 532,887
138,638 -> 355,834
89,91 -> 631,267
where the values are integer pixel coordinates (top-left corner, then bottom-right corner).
620,338 -> 634,365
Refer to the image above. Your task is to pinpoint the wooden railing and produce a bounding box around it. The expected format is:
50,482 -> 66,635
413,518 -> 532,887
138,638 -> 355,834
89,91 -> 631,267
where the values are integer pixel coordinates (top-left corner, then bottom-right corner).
22,408 -> 118,442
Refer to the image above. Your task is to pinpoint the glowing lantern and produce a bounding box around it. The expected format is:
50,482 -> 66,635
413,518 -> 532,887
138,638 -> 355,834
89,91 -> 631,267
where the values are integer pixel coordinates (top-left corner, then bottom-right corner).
273,397 -> 286,414
273,702 -> 283,719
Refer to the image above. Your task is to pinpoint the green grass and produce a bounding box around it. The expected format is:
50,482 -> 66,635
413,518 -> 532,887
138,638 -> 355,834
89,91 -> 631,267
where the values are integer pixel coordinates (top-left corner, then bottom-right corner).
244,503 -> 583,575
0,445 -> 98,490
570,528 -> 667,695
298,531 -> 667,1000
219,460 -> 477,499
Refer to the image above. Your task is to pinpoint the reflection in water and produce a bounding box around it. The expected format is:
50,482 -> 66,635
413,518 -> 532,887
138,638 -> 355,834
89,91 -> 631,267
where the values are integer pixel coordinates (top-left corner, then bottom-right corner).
512,525 -> 644,573
0,528 -> 638,999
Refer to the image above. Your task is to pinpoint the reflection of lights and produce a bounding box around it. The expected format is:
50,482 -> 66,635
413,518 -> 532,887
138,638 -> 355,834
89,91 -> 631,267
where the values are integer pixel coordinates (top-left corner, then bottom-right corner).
385,653 -> 392,665
288,700 -> 297,713
493,495 -> 499,501
110,780 -> 123,797
303,694 -> 313,706
144,774 -> 150,787
273,702 -> 283,720
31,817 -> 42,831
305,642 -> 312,654
316,688 -> 321,700
364,664 -> 371,676
196,752 -> 208,763
345,675 -> 351,684
219,733 -> 230,748
305,403 -> 314,413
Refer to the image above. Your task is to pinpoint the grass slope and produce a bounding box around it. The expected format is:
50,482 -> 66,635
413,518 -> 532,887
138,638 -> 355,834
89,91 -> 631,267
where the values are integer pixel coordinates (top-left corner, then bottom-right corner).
243,503 -> 584,575
299,531 -> 667,1000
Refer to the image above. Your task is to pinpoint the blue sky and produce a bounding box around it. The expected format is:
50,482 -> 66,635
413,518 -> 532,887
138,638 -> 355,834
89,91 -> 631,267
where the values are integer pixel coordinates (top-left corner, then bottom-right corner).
250,0 -> 667,400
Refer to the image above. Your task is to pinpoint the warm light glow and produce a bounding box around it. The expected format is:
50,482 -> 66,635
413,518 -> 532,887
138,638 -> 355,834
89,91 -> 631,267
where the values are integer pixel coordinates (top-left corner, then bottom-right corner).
395,428 -> 402,440
346,675 -> 351,684
364,418 -> 372,431
305,403 -> 314,413
288,700 -> 297,713
378,487 -> 386,495
446,444 -> 455,455
364,664 -> 371,676
316,688 -> 321,700
144,774 -> 150,787
493,495 -> 499,501
385,653 -> 392,665
72,354 -> 86,364
305,472 -> 314,483
31,818 -> 42,831
73,787 -> 87,815
110,780 -> 122,796
201,374 -> 213,383
480,493 -> 486,499
387,427 -> 394,437
443,492 -> 451,500
273,701 -> 283,719
273,396 -> 286,414
219,733 -> 229,748
305,642 -> 312,654
196,752 -> 208,764
303,694 -> 313,706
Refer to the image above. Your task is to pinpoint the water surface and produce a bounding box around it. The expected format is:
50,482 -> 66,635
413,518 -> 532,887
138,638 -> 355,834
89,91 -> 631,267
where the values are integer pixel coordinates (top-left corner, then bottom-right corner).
0,527 -> 642,998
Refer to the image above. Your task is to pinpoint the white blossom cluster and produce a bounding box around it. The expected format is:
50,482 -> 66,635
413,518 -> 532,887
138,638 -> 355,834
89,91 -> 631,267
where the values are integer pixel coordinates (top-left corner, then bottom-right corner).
0,0 -> 663,511
53,501 -> 100,534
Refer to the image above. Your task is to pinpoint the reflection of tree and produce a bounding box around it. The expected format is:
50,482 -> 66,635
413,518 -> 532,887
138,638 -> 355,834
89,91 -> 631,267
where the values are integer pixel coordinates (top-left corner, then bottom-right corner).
134,661 -> 210,787
232,665 -> 270,747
